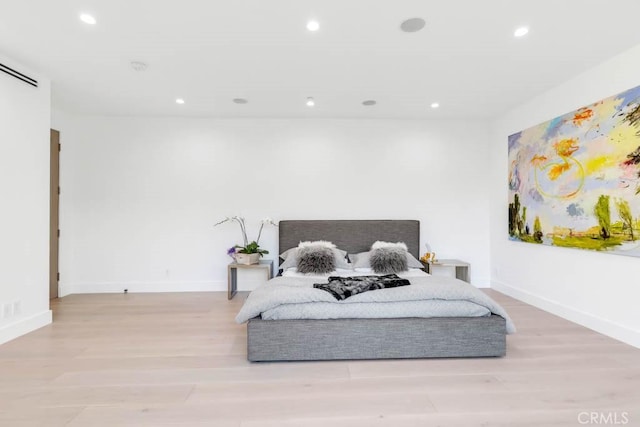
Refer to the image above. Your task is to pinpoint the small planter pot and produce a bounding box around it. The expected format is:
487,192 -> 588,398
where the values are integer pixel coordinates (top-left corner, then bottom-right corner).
235,253 -> 260,265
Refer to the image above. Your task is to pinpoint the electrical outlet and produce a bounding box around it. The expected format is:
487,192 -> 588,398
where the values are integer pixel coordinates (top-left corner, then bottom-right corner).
3,303 -> 12,319
12,300 -> 21,316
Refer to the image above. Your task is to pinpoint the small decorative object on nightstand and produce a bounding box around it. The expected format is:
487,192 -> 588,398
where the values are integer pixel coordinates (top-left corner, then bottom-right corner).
425,259 -> 470,283
227,259 -> 274,300
420,251 -> 435,264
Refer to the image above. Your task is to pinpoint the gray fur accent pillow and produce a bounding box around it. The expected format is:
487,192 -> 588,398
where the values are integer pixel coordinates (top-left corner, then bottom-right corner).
297,246 -> 336,274
350,250 -> 423,270
280,246 -> 350,271
369,247 -> 408,274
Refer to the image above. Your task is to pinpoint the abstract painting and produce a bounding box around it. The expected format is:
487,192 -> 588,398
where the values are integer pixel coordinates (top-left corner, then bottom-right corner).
508,84 -> 640,256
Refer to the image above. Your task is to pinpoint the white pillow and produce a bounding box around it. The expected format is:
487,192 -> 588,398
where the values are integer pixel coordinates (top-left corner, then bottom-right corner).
298,240 -> 336,249
371,241 -> 409,251
281,241 -> 346,260
349,251 -> 371,269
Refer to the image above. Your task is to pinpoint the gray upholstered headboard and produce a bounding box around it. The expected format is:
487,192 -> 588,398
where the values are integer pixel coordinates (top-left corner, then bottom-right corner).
279,220 -> 420,259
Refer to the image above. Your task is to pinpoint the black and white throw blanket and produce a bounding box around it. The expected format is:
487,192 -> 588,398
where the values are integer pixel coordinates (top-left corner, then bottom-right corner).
313,274 -> 410,300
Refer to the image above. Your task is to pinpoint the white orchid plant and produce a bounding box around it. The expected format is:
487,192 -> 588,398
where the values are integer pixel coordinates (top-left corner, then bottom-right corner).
214,216 -> 278,258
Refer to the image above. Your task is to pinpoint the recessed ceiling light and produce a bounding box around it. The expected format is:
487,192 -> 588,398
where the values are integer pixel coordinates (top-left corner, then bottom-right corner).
400,17 -> 426,33
307,20 -> 320,32
431,102 -> 440,109
79,13 -> 97,25
233,98 -> 248,104
176,98 -> 185,105
130,61 -> 147,72
514,26 -> 529,37
306,97 -> 315,107
362,100 -> 377,106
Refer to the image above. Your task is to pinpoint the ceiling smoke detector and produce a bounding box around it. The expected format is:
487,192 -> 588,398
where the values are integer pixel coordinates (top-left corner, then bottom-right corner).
233,98 -> 248,104
130,61 -> 148,72
400,18 -> 426,33
362,100 -> 377,106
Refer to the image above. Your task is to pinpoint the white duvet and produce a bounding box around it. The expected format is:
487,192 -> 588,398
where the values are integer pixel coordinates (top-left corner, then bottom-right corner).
236,273 -> 516,333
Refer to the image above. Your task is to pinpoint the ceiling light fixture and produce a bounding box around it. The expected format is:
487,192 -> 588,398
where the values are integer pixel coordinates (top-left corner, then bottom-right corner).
176,98 -> 185,105
514,26 -> 529,37
431,102 -> 440,109
307,20 -> 320,32
400,17 -> 426,33
306,97 -> 315,107
233,98 -> 248,104
79,13 -> 97,25
362,100 -> 377,106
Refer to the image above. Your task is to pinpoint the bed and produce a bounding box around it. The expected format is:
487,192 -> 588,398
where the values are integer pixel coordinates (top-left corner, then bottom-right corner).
239,220 -> 511,362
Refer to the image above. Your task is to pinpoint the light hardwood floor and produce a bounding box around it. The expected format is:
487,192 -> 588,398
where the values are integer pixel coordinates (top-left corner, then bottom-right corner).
0,290 -> 638,426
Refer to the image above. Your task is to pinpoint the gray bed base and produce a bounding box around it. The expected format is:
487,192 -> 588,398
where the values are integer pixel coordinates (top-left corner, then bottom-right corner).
248,315 -> 506,361
246,220 -> 507,362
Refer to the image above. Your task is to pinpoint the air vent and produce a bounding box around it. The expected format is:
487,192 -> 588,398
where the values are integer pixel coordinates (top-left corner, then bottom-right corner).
0,62 -> 38,88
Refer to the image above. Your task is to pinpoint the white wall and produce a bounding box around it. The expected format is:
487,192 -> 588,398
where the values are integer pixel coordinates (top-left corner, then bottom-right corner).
490,44 -> 640,348
0,55 -> 52,344
50,115 -> 491,295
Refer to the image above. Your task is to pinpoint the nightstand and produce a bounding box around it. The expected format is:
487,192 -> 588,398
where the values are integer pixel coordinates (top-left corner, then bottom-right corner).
227,260 -> 274,300
425,259 -> 470,283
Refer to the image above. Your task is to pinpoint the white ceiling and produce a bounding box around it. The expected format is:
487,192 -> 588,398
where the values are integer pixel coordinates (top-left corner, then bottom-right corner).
2,0 -> 640,119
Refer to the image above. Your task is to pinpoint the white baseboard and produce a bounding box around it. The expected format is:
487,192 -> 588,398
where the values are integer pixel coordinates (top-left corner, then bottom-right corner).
0,310 -> 52,345
60,277 -> 491,295
59,281 -> 226,296
236,280 -> 268,292
491,280 -> 640,349
472,276 -> 490,288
